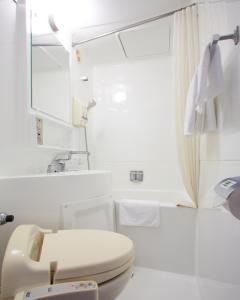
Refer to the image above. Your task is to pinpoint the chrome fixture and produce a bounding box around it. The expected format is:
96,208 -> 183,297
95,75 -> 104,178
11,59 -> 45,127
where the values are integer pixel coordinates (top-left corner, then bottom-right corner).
73,4 -> 196,46
84,128 -> 90,170
46,161 -> 65,173
81,76 -> 89,81
47,151 -> 90,173
87,99 -> 97,111
48,15 -> 59,33
130,170 -> 144,183
82,99 -> 96,170
0,213 -> 14,226
212,26 -> 240,45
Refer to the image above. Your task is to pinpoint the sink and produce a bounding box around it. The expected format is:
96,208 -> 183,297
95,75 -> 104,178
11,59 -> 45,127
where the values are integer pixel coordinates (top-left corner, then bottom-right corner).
0,170 -> 110,179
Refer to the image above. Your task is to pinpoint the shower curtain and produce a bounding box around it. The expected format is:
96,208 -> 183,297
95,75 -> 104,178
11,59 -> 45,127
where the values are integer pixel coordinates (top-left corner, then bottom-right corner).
172,5 -> 200,208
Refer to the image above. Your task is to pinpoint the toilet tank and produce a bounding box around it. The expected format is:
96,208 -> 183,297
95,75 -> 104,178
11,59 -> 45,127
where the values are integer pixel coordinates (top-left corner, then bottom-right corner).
61,195 -> 115,231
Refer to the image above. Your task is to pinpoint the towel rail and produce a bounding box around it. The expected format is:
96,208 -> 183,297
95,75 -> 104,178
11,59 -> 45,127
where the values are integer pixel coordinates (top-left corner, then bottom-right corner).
213,26 -> 239,45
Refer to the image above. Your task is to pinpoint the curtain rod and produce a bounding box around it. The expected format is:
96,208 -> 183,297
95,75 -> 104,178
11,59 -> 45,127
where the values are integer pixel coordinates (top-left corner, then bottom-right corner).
73,3 -> 196,46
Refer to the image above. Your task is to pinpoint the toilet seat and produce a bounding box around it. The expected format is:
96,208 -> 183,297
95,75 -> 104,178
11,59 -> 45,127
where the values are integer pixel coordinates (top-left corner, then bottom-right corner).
55,258 -> 133,284
1,225 -> 134,300
40,229 -> 134,284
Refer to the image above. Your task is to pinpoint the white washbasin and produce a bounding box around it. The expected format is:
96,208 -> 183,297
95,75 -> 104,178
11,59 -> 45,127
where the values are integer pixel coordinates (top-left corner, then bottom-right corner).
0,170 -> 110,179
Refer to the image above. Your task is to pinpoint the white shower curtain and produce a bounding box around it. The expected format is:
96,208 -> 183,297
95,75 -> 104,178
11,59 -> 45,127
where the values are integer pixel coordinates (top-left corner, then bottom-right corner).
172,5 -> 200,208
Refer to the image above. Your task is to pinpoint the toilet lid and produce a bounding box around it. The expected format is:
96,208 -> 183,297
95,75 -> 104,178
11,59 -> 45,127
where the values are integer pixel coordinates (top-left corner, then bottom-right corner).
40,229 -> 134,283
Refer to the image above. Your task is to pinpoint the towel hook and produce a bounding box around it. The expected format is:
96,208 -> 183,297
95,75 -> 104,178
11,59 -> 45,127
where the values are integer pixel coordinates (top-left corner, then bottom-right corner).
213,26 -> 240,45
233,26 -> 240,45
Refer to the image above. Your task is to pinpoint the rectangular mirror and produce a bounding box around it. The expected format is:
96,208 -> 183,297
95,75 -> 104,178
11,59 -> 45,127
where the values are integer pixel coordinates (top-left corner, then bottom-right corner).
31,14 -> 71,123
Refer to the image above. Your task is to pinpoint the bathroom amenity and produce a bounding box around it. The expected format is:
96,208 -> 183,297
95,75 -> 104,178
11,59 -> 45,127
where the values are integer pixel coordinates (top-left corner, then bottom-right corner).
72,98 -> 96,128
119,199 -> 160,227
1,225 -> 134,300
184,42 -> 224,135
72,97 -> 88,127
184,26 -> 240,135
47,151 -> 90,173
214,177 -> 240,220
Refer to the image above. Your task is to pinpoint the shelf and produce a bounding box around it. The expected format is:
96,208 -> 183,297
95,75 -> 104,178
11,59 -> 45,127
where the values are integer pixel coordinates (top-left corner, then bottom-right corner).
36,145 -> 77,152
29,109 -> 75,129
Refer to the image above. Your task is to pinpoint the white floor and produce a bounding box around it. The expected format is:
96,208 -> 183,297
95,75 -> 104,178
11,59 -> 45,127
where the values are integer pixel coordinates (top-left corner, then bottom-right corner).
117,267 -> 201,300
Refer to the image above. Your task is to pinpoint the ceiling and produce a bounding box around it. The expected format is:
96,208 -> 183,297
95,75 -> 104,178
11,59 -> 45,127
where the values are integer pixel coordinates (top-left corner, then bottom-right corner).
72,0 -> 192,43
31,0 -> 192,44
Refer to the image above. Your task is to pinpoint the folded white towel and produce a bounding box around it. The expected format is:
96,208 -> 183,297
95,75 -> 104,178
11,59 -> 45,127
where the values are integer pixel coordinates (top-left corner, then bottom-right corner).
184,43 -> 224,135
119,199 -> 160,227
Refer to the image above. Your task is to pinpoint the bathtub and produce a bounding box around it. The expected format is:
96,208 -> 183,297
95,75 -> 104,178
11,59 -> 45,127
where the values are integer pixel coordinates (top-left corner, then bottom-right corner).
113,188 -> 240,300
113,188 -> 197,275
196,208 -> 240,300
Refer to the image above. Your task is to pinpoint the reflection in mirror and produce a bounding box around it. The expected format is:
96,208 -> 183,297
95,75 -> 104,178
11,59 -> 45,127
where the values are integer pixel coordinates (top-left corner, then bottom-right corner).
31,44 -> 71,122
31,8 -> 71,123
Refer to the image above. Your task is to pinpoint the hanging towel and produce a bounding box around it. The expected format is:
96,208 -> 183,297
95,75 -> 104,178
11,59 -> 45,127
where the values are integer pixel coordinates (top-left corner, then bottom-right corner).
119,199 -> 160,227
184,43 -> 224,135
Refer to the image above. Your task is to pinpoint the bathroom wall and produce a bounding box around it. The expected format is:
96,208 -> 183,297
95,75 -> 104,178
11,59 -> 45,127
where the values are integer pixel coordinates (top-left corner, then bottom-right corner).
197,1 -> 240,298
91,57 -> 182,192
198,0 -> 240,207
83,17 -> 189,203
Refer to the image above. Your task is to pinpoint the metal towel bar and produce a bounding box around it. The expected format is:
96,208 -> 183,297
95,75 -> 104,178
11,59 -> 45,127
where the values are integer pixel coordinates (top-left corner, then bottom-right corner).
212,26 -> 239,45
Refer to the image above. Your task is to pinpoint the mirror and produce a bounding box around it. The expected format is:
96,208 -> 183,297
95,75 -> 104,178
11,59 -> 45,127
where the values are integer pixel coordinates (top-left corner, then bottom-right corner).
31,12 -> 71,123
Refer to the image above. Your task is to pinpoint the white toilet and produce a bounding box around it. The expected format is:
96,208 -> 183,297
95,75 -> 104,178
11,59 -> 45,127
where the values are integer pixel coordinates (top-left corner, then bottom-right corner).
1,225 -> 134,300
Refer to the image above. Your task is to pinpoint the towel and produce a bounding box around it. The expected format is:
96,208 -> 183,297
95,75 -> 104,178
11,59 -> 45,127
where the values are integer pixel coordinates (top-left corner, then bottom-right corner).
184,43 -> 224,135
119,199 -> 160,227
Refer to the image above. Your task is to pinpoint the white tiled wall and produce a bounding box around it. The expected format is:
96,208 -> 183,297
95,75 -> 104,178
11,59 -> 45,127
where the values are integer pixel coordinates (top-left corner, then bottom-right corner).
0,0 -> 17,150
198,0 -> 240,206
197,1 -> 240,298
90,55 -> 186,195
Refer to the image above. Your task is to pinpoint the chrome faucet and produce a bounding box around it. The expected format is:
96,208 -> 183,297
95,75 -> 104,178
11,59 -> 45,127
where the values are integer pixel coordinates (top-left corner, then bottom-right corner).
47,151 -> 90,173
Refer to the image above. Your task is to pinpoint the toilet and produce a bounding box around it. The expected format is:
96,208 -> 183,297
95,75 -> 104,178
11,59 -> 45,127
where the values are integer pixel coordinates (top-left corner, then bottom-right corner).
1,225 -> 134,300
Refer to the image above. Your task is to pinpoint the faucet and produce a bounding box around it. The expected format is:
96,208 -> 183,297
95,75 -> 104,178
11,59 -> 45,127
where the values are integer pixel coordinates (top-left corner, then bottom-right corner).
47,151 -> 90,173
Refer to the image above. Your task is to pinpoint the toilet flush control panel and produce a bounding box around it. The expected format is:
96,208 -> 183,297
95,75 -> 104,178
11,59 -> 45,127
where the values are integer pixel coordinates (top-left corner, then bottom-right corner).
15,282 -> 98,300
